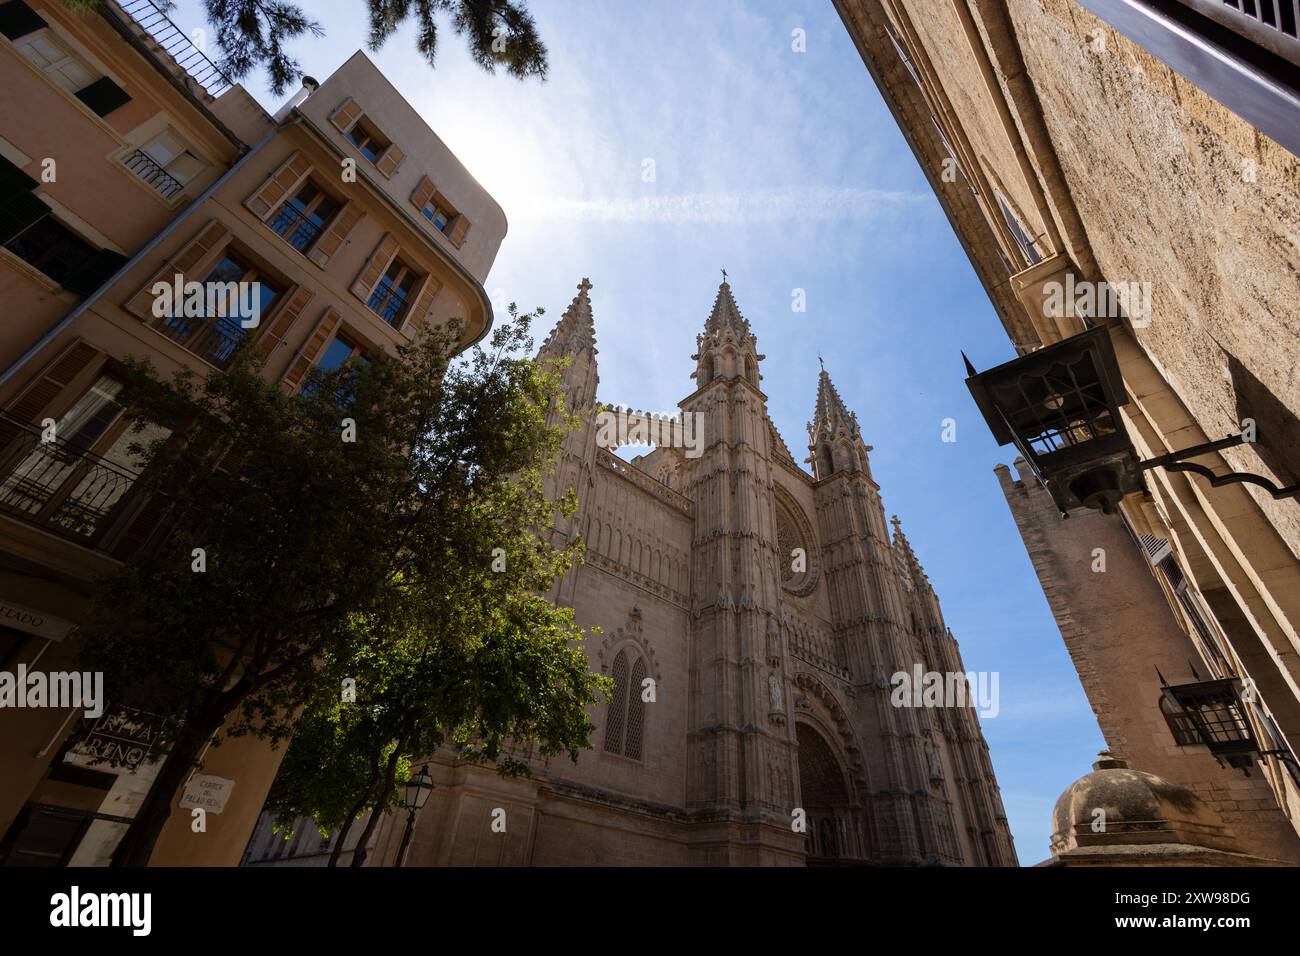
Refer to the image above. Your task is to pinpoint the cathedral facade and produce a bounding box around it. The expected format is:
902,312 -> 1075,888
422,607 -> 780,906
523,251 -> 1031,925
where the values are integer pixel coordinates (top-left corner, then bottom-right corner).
387,278 -> 1017,866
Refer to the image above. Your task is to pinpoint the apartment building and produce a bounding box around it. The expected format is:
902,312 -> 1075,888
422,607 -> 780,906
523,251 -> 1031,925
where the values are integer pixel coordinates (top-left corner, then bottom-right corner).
835,0 -> 1300,862
0,0 -> 504,865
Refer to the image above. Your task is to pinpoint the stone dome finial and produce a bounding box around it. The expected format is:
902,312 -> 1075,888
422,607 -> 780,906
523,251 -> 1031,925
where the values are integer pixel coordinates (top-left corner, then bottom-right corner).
1039,755 -> 1280,866
1092,750 -> 1127,771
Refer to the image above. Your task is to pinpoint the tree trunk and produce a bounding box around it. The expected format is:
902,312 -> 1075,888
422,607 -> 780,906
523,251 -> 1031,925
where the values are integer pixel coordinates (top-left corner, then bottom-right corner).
349,730 -> 409,867
110,716 -> 216,867
329,764 -> 382,867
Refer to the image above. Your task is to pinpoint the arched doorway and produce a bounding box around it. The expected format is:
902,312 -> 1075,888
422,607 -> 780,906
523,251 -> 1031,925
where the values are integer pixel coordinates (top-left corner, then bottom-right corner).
797,722 -> 868,865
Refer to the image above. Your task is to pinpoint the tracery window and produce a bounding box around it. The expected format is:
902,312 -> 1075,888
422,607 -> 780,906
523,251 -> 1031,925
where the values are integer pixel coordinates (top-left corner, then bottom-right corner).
775,489 -> 817,594
603,649 -> 647,760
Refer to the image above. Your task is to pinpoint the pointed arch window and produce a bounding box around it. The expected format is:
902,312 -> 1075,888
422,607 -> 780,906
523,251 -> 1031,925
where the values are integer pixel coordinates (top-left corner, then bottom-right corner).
603,648 -> 647,760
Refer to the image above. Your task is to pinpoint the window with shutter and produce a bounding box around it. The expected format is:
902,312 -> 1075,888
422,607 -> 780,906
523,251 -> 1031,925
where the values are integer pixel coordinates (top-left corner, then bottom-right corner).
423,201 -> 450,233
123,129 -> 205,200
2,339 -> 99,438
331,100 -> 403,176
305,201 -> 362,268
349,232 -> 396,301
268,181 -> 342,255
13,28 -> 132,117
16,30 -> 97,94
447,214 -> 472,249
410,176 -> 472,248
244,150 -> 313,220
2,212 -> 98,288
123,219 -> 231,318
154,251 -> 285,368
302,330 -> 369,404
345,118 -> 390,164
365,257 -> 421,329
281,308 -> 343,392
314,332 -> 365,374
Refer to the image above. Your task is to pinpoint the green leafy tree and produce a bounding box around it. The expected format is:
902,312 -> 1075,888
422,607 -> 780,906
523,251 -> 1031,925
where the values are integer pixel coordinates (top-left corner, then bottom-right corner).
263,348 -> 608,867
261,683 -> 410,866
267,592 -> 607,866
80,310 -> 603,866
70,0 -> 549,93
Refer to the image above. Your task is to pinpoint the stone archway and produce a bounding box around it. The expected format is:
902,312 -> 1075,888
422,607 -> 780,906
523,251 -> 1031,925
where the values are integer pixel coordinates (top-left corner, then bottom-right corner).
796,722 -> 868,865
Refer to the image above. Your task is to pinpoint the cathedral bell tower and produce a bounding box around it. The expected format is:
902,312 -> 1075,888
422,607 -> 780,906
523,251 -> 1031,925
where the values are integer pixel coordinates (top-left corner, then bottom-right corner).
679,279 -> 802,864
806,368 -> 956,864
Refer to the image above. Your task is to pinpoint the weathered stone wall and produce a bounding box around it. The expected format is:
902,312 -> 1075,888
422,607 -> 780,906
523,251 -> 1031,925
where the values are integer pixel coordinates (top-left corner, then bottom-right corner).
998,458 -> 1300,862
1009,0 -> 1300,555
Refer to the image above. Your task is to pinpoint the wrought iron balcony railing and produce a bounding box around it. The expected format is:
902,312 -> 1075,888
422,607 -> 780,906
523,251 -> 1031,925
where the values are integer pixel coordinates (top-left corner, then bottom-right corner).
116,0 -> 234,98
367,277 -> 411,329
122,149 -> 185,200
0,410 -> 144,549
156,313 -> 248,369
269,203 -> 327,253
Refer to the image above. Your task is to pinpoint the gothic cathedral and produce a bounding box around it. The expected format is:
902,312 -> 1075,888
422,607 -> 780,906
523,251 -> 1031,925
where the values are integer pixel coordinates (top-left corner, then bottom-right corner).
409,278 -> 1018,866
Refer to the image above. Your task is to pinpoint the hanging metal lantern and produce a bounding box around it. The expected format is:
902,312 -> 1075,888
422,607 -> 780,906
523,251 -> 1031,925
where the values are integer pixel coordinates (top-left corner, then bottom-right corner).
964,327 -> 1141,514
964,327 -> 1300,515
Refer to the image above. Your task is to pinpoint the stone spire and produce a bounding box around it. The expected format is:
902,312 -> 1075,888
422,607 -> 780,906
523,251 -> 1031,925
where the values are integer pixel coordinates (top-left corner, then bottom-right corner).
535,278 -> 600,607
704,278 -> 751,338
810,368 -> 858,440
806,366 -> 872,481
540,277 -> 597,357
891,514 -> 929,590
692,277 -> 763,390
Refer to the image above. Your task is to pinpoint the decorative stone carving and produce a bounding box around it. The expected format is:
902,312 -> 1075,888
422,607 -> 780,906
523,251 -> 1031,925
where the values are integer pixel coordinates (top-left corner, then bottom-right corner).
598,607 -> 660,683
765,615 -> 782,666
926,741 -> 943,785
774,486 -> 820,596
768,672 -> 786,725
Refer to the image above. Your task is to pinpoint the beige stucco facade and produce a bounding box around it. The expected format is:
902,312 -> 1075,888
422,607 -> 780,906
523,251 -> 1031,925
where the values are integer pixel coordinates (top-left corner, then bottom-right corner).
0,0 -> 503,865
835,0 -> 1300,862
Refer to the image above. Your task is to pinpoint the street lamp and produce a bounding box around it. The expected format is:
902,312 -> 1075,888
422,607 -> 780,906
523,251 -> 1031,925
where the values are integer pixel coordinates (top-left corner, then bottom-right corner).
963,326 -> 1300,515
395,764 -> 433,867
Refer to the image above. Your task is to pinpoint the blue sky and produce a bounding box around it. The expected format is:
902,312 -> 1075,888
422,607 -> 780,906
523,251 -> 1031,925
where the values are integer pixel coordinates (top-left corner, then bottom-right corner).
169,0 -> 1105,861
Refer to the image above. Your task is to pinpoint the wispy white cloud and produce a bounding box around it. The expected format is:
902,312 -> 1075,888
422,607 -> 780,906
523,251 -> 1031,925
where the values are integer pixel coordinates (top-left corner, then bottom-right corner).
521,186 -> 929,225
